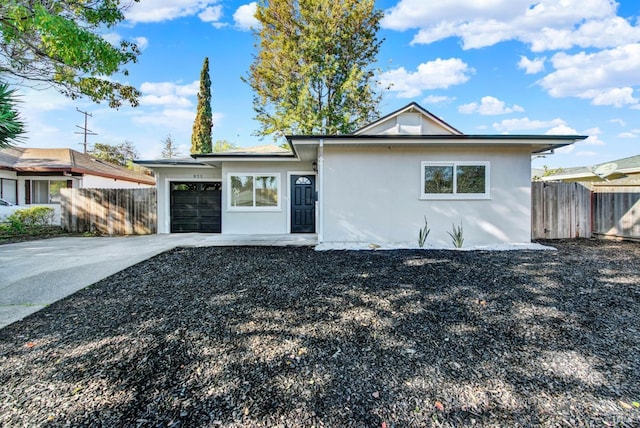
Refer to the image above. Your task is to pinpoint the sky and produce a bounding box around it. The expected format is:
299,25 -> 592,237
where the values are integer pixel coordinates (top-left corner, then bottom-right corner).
11,0 -> 640,168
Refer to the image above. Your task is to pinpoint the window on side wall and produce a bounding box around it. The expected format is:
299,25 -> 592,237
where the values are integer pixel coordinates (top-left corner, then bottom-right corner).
421,162 -> 490,199
228,174 -> 280,209
31,180 -> 67,204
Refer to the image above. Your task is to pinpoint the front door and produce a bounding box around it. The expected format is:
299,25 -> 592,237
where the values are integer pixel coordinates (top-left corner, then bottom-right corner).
291,175 -> 315,233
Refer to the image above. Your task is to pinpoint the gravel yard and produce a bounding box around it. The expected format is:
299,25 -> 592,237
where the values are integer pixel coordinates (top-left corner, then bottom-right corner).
1,239 -> 639,427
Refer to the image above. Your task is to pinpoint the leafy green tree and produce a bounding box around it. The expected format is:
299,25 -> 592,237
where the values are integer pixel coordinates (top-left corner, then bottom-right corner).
0,1 -> 141,108
245,0 -> 384,137
212,139 -> 239,152
161,134 -> 182,158
191,57 -> 213,154
0,82 -> 24,148
90,141 -> 138,167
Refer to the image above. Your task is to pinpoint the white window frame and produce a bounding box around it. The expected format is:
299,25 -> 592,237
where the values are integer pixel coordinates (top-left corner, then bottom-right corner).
227,172 -> 281,211
31,179 -> 68,204
420,161 -> 490,200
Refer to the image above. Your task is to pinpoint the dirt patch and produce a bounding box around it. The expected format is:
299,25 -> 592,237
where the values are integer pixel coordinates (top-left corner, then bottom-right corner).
1,239 -> 639,427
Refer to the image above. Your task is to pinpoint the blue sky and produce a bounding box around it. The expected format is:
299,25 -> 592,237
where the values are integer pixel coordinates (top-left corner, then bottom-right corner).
14,0 -> 640,168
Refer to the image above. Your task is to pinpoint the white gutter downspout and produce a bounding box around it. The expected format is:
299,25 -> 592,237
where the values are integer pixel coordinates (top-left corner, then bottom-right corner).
318,138 -> 324,243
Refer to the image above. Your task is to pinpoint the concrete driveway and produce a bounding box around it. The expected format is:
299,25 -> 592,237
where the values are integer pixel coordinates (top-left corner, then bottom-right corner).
0,233 -> 317,329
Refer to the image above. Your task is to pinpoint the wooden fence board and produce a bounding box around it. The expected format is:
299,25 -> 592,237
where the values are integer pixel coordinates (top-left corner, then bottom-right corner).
593,187 -> 640,239
531,182 -> 591,239
61,188 -> 156,235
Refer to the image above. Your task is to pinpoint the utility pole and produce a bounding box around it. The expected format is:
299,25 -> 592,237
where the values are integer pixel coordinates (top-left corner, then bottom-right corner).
75,108 -> 97,154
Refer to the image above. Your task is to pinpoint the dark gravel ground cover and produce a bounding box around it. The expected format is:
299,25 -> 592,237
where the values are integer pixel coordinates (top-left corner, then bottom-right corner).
1,239 -> 639,427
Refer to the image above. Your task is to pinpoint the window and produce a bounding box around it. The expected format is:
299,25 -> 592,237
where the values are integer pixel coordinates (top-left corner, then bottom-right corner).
228,174 -> 280,209
0,178 -> 17,204
421,162 -> 489,199
31,180 -> 68,204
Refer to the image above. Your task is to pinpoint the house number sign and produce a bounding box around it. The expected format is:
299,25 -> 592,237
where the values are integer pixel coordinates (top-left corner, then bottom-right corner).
193,174 -> 204,179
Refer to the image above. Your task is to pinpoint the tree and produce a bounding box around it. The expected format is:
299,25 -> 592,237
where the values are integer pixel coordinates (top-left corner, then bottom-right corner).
245,0 -> 384,137
212,139 -> 239,152
161,134 -> 182,158
90,141 -> 138,167
0,82 -> 24,148
0,1 -> 141,108
191,57 -> 213,154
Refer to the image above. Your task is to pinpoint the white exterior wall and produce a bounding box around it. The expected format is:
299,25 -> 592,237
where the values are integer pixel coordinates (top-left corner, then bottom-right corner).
321,145 -> 532,246
152,166 -> 221,234
222,161 -> 314,234
80,174 -> 154,189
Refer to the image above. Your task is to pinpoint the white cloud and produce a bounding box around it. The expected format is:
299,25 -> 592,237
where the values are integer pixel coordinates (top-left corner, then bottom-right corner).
133,108 -> 196,126
423,95 -> 455,104
581,135 -> 605,145
379,58 -> 474,98
546,124 -> 578,135
134,36 -> 149,51
199,5 -> 226,27
618,132 -> 638,138
139,81 -> 199,108
609,118 -> 626,127
493,117 -> 567,132
234,2 -> 259,31
458,96 -> 524,115
539,44 -> 640,106
576,151 -> 598,157
381,0 -> 639,52
126,1 -> 219,24
102,34 -> 149,51
518,56 -> 545,74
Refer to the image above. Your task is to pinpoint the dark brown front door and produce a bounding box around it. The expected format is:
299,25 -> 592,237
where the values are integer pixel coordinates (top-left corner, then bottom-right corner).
291,175 -> 315,233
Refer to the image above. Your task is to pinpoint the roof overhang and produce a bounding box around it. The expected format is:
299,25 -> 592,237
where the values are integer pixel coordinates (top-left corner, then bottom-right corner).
287,134 -> 588,154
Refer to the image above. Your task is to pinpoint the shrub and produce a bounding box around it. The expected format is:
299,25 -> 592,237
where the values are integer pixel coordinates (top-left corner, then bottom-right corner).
4,206 -> 55,233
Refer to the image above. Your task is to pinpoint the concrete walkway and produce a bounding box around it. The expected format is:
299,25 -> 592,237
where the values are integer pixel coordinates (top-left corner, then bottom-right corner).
0,233 -> 317,329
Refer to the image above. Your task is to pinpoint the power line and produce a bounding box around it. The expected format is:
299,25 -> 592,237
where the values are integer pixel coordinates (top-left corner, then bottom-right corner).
75,108 -> 97,154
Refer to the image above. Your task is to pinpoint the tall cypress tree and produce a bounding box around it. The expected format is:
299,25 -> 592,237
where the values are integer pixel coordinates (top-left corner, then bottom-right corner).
191,57 -> 213,154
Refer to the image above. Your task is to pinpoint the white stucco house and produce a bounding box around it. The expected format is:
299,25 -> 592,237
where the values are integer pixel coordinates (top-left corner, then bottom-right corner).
0,147 -> 155,223
136,103 -> 586,247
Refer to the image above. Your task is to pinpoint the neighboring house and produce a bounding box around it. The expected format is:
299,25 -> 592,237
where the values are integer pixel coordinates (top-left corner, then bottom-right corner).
0,147 -> 155,223
537,154 -> 640,189
136,102 -> 586,246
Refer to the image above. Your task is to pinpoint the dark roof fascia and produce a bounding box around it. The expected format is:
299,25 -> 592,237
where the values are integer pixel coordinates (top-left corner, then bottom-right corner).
192,153 -> 297,160
134,159 -> 208,167
287,134 -> 588,141
13,165 -> 155,185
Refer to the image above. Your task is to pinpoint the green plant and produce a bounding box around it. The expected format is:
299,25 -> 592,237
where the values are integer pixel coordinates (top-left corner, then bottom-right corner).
5,206 -> 55,233
418,216 -> 430,248
448,222 -> 464,248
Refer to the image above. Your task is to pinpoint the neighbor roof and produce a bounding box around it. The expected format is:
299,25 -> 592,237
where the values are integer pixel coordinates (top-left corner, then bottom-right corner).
0,147 -> 155,185
539,154 -> 640,183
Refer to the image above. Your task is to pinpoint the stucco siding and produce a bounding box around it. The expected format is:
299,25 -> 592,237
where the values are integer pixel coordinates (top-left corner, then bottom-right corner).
222,161 -> 314,234
153,166 -> 221,234
321,145 -> 532,246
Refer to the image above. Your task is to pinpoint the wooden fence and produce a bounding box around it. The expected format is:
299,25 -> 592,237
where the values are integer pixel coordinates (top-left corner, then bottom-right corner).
531,182 -> 592,239
532,182 -> 640,240
592,186 -> 640,240
61,188 -> 157,235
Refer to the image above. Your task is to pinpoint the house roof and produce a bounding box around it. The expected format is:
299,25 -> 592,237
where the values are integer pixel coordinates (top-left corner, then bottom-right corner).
538,154 -> 640,184
0,147 -> 156,185
287,103 -> 587,160
352,102 -> 464,136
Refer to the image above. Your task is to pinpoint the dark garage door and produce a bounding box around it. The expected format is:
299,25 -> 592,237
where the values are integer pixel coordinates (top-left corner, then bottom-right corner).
170,182 -> 221,233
